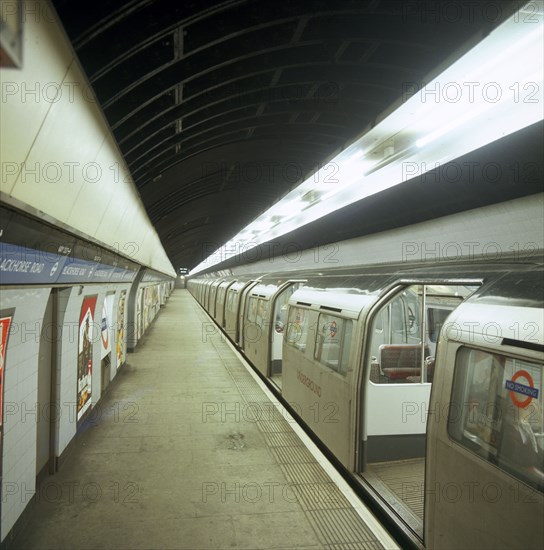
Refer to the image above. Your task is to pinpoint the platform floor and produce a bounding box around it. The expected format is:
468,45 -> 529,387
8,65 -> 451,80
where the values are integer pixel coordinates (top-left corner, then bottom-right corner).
13,290 -> 397,550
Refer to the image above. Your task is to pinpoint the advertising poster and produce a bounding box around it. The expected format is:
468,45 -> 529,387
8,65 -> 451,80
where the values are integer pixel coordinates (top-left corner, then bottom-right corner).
0,310 -> 14,465
116,290 -> 126,368
158,283 -> 165,306
153,285 -> 159,308
137,288 -> 143,339
77,295 -> 97,421
143,286 -> 151,331
101,294 -> 115,359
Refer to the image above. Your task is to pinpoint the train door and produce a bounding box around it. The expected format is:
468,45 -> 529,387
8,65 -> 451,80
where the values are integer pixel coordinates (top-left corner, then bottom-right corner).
269,282 -> 303,389
358,283 -> 478,539
203,280 -> 210,310
216,281 -> 235,326
224,285 -> 240,339
243,294 -> 261,356
209,280 -> 223,318
214,284 -> 225,325
238,281 -> 258,348
282,302 -> 356,466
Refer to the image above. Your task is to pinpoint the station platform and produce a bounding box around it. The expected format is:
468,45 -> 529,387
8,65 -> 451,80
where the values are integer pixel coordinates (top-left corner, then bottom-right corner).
14,290 -> 397,550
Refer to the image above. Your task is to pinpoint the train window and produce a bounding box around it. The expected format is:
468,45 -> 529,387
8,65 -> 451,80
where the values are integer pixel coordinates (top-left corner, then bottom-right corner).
226,290 -> 235,311
314,314 -> 352,376
247,296 -> 258,323
390,298 -> 407,340
374,309 -> 384,333
427,307 -> 451,343
273,284 -> 301,333
367,284 -> 475,384
256,298 -> 269,328
229,290 -> 240,312
449,347 -> 544,492
368,285 -> 426,384
286,306 -> 309,352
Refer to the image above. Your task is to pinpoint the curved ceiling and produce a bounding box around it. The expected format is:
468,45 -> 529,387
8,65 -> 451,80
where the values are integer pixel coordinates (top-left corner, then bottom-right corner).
51,0 -> 515,271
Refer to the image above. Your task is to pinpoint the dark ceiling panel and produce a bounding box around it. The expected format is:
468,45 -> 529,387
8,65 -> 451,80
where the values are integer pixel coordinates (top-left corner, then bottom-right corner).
51,0 -> 520,271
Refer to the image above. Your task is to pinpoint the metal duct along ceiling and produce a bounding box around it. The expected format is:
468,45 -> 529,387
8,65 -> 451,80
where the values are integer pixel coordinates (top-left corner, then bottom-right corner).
51,0 -> 516,271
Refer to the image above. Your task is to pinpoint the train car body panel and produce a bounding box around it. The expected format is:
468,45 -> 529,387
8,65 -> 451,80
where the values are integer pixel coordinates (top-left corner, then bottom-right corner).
237,280 -> 260,347
224,280 -> 257,343
283,307 -> 355,466
426,299 -> 544,549
214,280 -> 237,327
208,279 -> 225,320
282,288 -> 374,465
242,280 -> 307,381
242,284 -> 278,372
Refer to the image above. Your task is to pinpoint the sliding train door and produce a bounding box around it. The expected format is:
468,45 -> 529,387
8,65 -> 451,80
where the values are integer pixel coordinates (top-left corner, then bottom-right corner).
268,282 -> 303,389
358,282 -> 478,538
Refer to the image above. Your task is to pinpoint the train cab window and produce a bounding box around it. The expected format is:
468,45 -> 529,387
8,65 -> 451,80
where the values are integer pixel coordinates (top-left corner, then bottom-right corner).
314,314 -> 352,376
449,347 -> 544,492
286,306 -> 309,352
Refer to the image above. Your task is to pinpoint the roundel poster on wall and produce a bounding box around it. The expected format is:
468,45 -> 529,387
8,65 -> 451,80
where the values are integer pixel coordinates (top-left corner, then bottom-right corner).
77,295 -> 97,422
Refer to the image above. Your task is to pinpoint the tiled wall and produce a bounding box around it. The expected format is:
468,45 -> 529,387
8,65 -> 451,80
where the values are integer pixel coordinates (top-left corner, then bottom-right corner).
1,281 -> 134,541
1,288 -> 51,541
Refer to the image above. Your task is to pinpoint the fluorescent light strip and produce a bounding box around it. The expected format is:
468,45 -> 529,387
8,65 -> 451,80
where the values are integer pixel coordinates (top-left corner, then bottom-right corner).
191,1 -> 543,275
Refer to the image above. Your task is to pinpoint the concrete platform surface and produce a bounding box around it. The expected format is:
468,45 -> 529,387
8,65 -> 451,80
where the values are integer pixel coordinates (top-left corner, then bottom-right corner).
14,290 -> 397,550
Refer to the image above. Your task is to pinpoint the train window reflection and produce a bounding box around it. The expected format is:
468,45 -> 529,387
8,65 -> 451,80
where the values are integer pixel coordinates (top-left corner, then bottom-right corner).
449,347 -> 544,492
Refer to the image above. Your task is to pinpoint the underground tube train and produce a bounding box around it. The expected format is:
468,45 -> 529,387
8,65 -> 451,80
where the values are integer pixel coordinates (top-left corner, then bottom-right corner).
188,254 -> 544,549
